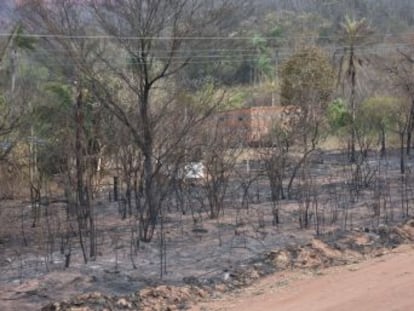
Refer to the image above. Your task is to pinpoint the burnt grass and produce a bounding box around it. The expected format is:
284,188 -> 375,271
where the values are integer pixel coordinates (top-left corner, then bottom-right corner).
1,150 -> 414,310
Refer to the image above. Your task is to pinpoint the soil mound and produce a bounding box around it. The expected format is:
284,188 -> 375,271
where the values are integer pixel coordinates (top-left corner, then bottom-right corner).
266,238 -> 364,270
266,219 -> 414,270
138,285 -> 207,311
41,291 -> 139,311
41,285 -> 208,311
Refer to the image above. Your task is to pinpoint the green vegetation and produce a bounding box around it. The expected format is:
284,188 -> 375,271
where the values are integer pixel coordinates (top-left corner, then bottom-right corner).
280,46 -> 335,108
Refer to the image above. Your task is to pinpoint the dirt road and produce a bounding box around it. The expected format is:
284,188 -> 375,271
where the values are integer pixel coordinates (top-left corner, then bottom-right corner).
194,245 -> 414,311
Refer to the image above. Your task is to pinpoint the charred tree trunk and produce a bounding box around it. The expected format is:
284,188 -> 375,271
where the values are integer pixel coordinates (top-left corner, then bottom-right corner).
75,89 -> 88,263
400,132 -> 405,175
74,88 -> 97,261
349,46 -> 357,163
406,99 -> 414,156
139,87 -> 159,242
380,126 -> 386,159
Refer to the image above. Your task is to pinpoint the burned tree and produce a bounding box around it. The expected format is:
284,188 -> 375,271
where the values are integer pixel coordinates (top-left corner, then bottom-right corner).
21,0 -> 242,242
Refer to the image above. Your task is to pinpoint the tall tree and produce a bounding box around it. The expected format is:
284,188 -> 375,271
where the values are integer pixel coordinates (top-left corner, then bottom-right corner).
337,15 -> 373,162
395,49 -> 414,155
19,0 -> 102,259
280,46 -> 335,197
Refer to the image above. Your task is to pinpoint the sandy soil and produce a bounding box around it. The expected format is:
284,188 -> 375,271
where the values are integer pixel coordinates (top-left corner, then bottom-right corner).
194,244 -> 414,311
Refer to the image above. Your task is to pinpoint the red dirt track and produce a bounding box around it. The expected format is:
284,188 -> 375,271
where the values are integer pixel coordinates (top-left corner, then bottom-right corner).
194,245 -> 414,311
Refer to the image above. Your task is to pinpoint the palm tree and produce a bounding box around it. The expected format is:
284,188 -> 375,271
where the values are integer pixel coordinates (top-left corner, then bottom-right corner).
338,15 -> 372,162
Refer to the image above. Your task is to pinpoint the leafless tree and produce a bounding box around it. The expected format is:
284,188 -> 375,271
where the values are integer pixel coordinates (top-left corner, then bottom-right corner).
259,123 -> 292,225
202,116 -> 242,219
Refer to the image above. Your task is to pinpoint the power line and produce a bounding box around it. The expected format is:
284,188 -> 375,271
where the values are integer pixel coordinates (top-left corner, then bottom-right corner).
0,33 -> 291,40
0,32 -> 411,41
26,42 -> 414,55
11,41 -> 414,66
25,42 -> 414,57
20,48 -> 413,66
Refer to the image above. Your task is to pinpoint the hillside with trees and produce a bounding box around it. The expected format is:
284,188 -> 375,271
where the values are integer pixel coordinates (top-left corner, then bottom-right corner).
1,1 -> 414,309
